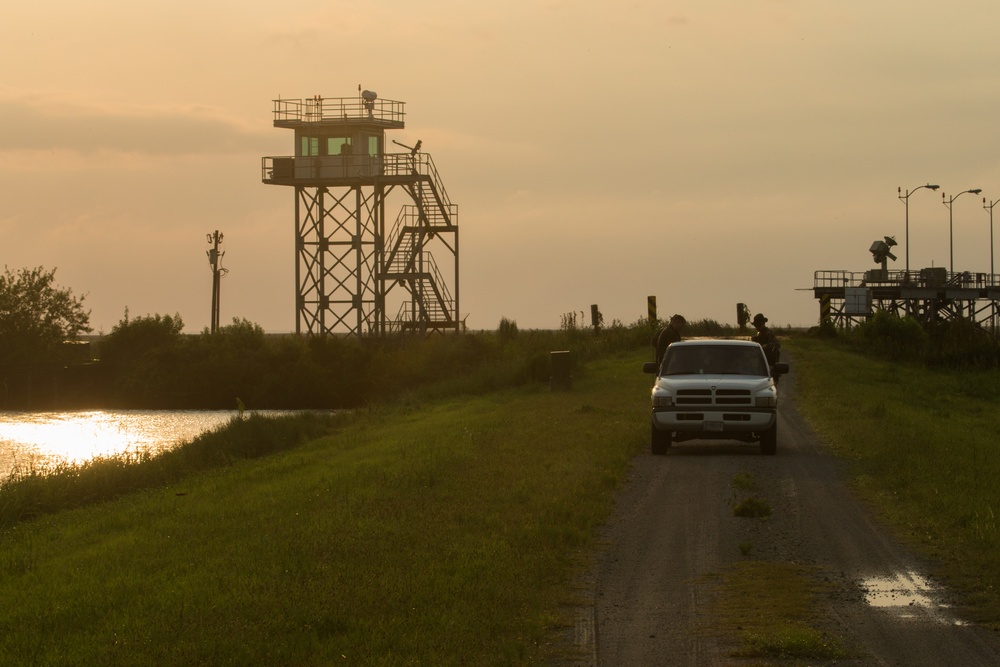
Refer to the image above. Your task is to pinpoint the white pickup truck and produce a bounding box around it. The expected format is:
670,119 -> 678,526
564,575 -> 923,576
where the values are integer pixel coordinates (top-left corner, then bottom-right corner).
642,339 -> 789,455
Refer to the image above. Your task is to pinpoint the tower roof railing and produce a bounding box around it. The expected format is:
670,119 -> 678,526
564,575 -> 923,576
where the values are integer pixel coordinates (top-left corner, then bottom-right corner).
272,96 -> 405,128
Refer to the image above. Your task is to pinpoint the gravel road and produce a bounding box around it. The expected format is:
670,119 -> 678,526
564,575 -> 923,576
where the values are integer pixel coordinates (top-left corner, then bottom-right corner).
559,355 -> 1000,666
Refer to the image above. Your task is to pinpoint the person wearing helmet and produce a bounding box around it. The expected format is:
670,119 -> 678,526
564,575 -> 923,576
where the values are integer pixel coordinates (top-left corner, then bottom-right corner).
751,313 -> 781,365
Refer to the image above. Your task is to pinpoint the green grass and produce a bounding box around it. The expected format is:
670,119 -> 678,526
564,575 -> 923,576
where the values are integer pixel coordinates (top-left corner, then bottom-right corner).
709,561 -> 851,661
0,349 -> 651,665
731,471 -> 759,493
9,333 -> 1000,663
731,472 -> 771,518
787,335 -> 1000,627
732,495 -> 772,518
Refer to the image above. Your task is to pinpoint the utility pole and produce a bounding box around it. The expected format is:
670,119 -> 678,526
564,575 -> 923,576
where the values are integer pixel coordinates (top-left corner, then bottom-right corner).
206,230 -> 227,333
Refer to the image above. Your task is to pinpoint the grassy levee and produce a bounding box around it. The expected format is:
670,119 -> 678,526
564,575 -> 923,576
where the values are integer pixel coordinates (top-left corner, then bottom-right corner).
0,349 -> 650,665
0,412 -> 348,528
788,335 -> 1000,627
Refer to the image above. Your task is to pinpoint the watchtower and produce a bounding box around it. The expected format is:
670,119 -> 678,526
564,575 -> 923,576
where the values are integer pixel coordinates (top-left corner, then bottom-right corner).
261,89 -> 459,336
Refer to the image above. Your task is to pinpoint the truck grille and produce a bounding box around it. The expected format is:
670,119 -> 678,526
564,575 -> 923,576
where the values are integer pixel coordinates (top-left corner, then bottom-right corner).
676,388 -> 752,406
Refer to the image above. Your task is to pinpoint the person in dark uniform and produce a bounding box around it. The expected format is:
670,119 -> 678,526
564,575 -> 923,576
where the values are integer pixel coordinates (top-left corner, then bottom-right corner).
652,314 -> 687,368
751,313 -> 781,365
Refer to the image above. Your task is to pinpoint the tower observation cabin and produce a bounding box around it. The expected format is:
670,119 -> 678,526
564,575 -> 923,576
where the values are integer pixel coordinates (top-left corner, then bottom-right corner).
262,89 -> 459,337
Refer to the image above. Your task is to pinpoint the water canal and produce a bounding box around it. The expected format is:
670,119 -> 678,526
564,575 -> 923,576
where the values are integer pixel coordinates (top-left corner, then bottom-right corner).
0,410 -> 290,480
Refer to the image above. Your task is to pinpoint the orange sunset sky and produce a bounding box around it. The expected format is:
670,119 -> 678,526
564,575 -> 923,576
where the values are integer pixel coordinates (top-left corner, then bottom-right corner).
3,1 -> 1000,332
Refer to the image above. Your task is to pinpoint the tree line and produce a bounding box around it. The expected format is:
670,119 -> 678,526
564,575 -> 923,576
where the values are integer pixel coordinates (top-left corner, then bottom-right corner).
1,266 -> 680,410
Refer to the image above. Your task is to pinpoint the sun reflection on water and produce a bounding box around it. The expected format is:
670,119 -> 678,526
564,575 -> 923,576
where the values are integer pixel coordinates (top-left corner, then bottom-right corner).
0,410 -> 239,478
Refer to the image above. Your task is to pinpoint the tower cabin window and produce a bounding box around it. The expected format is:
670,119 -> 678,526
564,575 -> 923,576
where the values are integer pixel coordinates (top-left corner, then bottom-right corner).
328,137 -> 352,156
301,136 -> 320,157
299,135 -> 355,157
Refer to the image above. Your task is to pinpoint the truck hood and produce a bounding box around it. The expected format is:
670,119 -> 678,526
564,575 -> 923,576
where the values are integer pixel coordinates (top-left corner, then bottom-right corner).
655,374 -> 774,392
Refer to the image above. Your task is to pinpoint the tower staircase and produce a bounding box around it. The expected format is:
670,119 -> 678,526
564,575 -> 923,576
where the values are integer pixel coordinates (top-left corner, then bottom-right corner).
383,154 -> 458,333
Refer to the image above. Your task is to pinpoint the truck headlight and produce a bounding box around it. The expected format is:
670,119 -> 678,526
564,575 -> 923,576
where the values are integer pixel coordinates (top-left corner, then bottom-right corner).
652,394 -> 674,408
755,395 -> 777,407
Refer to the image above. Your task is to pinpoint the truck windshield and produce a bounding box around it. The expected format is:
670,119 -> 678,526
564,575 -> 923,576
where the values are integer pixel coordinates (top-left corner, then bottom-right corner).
662,345 -> 768,376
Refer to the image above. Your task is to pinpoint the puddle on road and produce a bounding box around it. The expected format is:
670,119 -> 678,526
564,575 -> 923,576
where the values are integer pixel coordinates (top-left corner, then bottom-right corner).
862,571 -> 965,625
864,572 -> 934,609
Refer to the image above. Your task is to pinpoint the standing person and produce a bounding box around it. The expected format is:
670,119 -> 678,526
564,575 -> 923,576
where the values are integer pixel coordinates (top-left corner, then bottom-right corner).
652,314 -> 687,367
751,313 -> 781,365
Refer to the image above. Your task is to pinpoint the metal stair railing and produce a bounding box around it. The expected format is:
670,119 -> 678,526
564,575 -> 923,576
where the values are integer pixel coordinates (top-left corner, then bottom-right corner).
382,153 -> 454,216
388,252 -> 455,331
384,204 -> 456,272
390,298 -> 456,332
386,235 -> 416,274
420,251 -> 454,306
385,206 -> 418,269
410,186 -> 454,228
388,251 -> 454,305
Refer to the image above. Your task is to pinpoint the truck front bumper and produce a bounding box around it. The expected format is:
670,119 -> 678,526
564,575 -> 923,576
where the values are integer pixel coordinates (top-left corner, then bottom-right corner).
651,407 -> 776,436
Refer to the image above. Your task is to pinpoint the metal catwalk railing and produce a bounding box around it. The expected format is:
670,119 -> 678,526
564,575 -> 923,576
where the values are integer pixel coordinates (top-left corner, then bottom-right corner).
271,95 -> 405,126
814,269 -> 1000,290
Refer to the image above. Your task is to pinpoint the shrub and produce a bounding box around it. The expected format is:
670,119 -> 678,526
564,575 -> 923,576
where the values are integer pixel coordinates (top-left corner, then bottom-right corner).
856,312 -> 928,362
925,319 -> 1000,368
846,312 -> 1000,369
497,317 -> 519,341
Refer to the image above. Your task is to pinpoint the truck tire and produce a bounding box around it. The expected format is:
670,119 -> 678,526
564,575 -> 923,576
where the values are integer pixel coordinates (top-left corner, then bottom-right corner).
759,424 -> 777,455
651,424 -> 671,455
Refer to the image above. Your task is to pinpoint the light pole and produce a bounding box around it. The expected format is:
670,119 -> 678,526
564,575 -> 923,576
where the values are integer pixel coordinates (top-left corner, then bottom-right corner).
986,197 -> 998,333
898,183 -> 939,278
942,188 -> 982,275
984,197 -> 998,280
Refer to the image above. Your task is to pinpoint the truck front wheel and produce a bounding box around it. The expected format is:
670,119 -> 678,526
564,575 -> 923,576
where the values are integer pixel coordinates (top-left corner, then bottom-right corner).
759,424 -> 777,455
651,424 -> 672,455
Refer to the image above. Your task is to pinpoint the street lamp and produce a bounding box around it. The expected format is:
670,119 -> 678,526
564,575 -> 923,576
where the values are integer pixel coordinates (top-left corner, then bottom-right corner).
898,183 -> 939,278
985,197 -> 998,280
985,197 -> 998,333
942,188 -> 982,275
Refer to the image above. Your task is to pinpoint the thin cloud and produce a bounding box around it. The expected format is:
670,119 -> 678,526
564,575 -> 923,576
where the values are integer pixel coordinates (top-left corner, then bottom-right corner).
0,94 -> 271,156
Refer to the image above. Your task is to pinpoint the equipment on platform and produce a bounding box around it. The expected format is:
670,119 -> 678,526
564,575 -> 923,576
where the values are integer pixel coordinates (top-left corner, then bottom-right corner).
361,89 -> 377,115
869,236 -> 897,267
